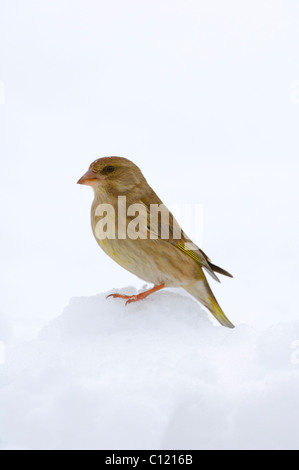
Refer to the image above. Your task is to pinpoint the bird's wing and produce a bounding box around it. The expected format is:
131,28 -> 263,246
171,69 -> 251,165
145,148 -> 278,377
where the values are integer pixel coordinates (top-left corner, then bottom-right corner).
173,234 -> 221,282
127,195 -> 232,282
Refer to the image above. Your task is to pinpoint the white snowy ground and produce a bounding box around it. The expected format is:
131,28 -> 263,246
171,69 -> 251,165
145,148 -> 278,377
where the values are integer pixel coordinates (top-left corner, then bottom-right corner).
1,288 -> 299,450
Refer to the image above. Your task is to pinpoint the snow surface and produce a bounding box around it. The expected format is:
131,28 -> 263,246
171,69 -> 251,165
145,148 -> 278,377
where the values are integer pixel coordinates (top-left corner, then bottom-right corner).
1,288 -> 299,450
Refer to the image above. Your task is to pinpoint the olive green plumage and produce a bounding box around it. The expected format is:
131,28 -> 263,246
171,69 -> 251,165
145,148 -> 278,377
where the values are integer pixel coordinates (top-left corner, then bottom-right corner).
78,156 -> 235,328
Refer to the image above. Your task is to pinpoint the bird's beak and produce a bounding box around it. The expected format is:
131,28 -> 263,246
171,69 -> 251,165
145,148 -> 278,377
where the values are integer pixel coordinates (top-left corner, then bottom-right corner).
77,170 -> 98,186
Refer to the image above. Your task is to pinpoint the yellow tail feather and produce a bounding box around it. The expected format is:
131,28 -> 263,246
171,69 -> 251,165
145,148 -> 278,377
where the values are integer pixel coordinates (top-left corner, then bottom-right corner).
184,272 -> 235,329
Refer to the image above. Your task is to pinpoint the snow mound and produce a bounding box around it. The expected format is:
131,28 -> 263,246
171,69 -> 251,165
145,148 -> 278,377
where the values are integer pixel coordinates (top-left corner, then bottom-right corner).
1,288 -> 299,450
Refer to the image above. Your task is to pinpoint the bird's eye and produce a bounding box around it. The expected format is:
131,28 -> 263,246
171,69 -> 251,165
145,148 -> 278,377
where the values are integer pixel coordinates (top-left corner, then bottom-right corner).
102,165 -> 115,174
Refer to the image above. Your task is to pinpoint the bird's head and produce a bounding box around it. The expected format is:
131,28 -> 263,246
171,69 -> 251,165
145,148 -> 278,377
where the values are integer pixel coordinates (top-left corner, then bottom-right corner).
77,156 -> 145,195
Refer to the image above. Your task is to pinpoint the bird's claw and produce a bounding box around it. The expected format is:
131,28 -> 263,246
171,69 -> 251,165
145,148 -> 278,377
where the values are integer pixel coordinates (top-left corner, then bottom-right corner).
107,292 -> 141,305
125,295 -> 139,306
107,284 -> 165,306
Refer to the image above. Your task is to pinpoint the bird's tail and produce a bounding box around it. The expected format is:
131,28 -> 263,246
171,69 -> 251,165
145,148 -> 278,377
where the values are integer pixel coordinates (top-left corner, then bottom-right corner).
184,272 -> 235,329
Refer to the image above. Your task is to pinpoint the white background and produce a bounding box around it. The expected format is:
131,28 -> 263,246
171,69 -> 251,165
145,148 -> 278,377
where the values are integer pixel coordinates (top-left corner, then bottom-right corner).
1,0 -> 299,339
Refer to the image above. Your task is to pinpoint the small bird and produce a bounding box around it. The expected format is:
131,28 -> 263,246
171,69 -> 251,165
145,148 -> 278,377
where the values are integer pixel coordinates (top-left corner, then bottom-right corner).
78,157 -> 235,328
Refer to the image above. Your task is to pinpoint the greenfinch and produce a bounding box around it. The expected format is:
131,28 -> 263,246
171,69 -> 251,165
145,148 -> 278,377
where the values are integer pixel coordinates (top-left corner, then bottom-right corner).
78,157 -> 235,328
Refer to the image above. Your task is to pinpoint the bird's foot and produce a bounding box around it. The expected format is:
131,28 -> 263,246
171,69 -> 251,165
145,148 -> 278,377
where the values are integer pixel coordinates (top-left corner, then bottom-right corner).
107,284 -> 165,306
106,292 -> 139,306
